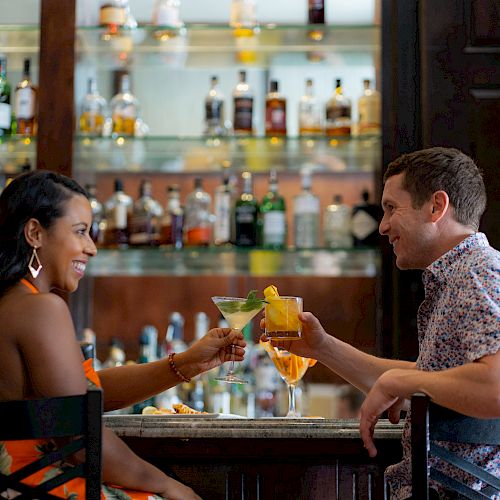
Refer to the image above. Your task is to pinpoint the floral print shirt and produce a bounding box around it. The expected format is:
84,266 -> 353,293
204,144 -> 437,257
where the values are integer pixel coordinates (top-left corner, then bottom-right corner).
385,232 -> 500,499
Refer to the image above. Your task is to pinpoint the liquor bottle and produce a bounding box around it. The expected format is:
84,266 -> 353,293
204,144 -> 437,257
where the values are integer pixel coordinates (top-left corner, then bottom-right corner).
229,0 -> 257,30
103,178 -> 133,248
152,0 -> 183,28
358,79 -> 381,136
0,58 -> 12,138
184,177 -> 212,246
79,77 -> 107,135
324,194 -> 352,248
132,329 -> 157,414
99,0 -> 127,31
293,168 -> 320,249
110,73 -> 139,137
204,76 -> 225,137
129,179 -> 164,247
308,0 -> 325,24
213,176 -> 233,246
102,337 -> 126,369
325,79 -> 352,137
265,80 -> 287,137
159,184 -> 184,249
14,58 -> 37,136
165,312 -> 187,354
351,190 -> 381,247
233,70 -> 253,136
298,78 -> 322,136
85,184 -> 104,245
235,171 -> 259,247
260,170 -> 286,249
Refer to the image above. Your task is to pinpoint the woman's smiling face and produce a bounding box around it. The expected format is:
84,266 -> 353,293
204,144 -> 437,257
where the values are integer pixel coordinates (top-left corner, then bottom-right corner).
36,194 -> 97,293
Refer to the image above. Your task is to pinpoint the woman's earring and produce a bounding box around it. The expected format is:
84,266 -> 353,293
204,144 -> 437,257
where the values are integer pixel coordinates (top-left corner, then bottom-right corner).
28,247 -> 42,278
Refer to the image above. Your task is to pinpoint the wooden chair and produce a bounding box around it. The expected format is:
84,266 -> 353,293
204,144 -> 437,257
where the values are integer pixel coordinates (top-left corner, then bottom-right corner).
0,389 -> 102,499
411,393 -> 500,499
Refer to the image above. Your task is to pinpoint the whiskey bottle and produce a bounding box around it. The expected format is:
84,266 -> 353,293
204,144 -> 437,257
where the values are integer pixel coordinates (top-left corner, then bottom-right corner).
324,194 -> 352,248
233,70 -> 253,135
14,58 -> 37,136
129,179 -> 164,247
235,171 -> 258,247
213,176 -> 233,246
293,168 -> 320,249
358,78 -> 381,136
159,184 -> 184,249
351,190 -> 381,247
152,0 -> 183,28
204,76 -> 225,137
260,170 -> 286,249
308,0 -> 325,24
79,77 -> 107,135
184,177 -> 213,246
325,79 -> 351,137
0,58 -> 12,138
110,73 -> 139,137
103,178 -> 133,248
265,80 -> 287,137
298,78 -> 322,136
85,184 -> 104,245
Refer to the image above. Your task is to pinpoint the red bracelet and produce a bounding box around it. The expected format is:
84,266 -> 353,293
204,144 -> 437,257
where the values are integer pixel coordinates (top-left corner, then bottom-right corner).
168,353 -> 191,383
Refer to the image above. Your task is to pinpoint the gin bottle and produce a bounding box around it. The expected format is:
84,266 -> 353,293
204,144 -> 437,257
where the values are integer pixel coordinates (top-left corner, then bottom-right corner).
213,176 -> 233,245
324,194 -> 352,248
260,169 -> 286,249
235,171 -> 259,247
159,184 -> 184,249
293,168 -> 320,249
0,58 -> 12,137
351,190 -> 381,247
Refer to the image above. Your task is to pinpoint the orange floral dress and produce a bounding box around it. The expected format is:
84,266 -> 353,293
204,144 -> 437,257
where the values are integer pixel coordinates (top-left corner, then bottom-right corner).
0,279 -> 161,499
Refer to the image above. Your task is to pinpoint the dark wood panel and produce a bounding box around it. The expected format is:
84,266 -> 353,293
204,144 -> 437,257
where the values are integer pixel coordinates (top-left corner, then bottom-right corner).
37,0 -> 75,176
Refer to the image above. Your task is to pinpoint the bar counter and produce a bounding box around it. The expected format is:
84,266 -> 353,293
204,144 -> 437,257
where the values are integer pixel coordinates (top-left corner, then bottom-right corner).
105,415 -> 403,499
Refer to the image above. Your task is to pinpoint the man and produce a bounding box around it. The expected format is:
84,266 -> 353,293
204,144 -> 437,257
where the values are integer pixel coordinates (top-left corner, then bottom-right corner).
266,147 -> 500,499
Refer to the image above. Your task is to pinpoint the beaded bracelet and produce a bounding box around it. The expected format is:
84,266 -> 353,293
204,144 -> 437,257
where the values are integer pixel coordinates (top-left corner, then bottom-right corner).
168,353 -> 191,383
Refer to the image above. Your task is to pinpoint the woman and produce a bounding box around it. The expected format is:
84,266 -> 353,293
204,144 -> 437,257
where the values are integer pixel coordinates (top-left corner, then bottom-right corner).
0,171 -> 245,499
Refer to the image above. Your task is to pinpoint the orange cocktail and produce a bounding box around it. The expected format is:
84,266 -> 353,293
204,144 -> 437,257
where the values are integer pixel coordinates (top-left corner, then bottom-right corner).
265,296 -> 303,340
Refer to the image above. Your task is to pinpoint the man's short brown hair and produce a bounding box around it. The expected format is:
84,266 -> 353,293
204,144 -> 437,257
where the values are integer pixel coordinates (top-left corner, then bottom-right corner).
384,147 -> 486,230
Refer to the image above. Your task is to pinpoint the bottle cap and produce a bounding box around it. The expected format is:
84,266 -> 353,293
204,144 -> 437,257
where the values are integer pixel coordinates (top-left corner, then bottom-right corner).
269,80 -> 279,93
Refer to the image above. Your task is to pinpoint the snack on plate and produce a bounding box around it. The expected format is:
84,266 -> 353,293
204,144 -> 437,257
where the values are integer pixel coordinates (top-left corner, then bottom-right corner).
172,403 -> 207,414
141,403 -> 207,415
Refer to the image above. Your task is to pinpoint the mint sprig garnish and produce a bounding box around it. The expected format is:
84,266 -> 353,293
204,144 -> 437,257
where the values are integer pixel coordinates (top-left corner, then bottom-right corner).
217,290 -> 267,314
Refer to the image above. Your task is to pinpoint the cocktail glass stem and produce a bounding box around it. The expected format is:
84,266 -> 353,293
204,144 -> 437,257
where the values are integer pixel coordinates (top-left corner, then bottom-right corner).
286,383 -> 300,418
225,335 -> 239,377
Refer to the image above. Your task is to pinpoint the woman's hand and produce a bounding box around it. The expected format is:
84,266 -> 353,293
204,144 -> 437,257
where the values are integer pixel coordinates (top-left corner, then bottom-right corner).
183,328 -> 246,375
159,476 -> 202,500
259,311 -> 328,360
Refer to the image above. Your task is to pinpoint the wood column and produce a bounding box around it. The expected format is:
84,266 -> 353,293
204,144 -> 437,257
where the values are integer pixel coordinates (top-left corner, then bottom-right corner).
37,0 -> 75,177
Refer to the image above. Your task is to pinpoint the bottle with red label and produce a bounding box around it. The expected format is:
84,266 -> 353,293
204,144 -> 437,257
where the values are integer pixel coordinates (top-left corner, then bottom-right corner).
265,80 -> 287,137
184,177 -> 212,246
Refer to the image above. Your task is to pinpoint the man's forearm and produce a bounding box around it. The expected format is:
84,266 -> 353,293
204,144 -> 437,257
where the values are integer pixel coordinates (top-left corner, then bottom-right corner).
318,336 -> 416,394
381,355 -> 500,418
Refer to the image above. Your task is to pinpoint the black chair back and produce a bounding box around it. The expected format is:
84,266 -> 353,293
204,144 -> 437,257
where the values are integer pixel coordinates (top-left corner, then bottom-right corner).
0,389 -> 102,499
411,392 -> 500,500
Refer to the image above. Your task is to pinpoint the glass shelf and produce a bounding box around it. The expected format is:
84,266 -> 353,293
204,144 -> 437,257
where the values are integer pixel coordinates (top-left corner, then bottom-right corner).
88,247 -> 380,277
73,135 -> 381,174
74,23 -> 379,67
0,136 -> 36,172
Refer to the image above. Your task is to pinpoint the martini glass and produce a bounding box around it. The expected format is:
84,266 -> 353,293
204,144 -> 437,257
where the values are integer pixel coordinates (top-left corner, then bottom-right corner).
212,296 -> 264,384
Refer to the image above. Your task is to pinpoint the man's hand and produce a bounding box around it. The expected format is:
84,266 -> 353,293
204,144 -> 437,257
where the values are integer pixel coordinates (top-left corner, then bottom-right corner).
359,369 -> 408,457
259,311 -> 329,361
